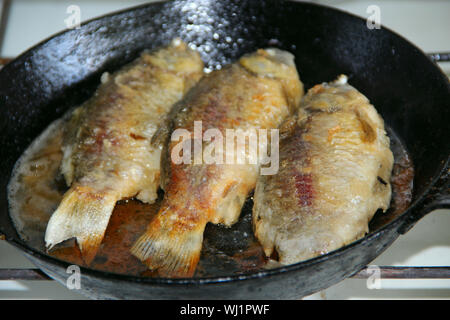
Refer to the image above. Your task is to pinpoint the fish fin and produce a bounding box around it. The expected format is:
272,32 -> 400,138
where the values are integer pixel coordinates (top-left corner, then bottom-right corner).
278,116 -> 299,140
150,122 -> 172,191
131,216 -> 206,277
45,185 -> 117,264
150,120 -> 170,149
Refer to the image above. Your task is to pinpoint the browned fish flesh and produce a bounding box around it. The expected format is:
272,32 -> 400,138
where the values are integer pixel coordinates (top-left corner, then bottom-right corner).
44,39 -> 204,264
252,75 -> 394,265
131,48 -> 304,277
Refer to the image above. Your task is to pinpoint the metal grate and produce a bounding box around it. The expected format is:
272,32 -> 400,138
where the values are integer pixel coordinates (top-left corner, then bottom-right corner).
0,265 -> 450,281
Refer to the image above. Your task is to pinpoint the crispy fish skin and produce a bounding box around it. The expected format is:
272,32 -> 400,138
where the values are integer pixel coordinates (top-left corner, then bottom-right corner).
45,40 -> 204,264
253,75 -> 394,265
131,48 -> 304,277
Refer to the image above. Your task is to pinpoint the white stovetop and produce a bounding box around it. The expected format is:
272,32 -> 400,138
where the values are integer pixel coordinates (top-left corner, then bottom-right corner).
0,0 -> 449,300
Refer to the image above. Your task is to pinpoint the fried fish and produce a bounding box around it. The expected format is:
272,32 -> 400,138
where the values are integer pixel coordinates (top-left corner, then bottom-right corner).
44,39 -> 204,264
131,48 -> 303,277
252,75 -> 394,265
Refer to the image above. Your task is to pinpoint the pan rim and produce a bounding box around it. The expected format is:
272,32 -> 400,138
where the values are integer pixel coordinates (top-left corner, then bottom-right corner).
2,0 -> 449,286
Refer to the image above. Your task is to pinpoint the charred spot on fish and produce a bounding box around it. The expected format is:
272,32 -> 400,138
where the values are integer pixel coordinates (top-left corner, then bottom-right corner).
129,133 -> 146,140
377,176 -> 388,186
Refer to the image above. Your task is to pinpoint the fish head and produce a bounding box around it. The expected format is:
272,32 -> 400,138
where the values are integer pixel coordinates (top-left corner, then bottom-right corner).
143,38 -> 204,81
239,48 -> 304,110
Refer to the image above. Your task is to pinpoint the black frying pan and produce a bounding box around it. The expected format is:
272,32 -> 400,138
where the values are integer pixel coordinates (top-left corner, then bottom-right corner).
0,0 -> 449,299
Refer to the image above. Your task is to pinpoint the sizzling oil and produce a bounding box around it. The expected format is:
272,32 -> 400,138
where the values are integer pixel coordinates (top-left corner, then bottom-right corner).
7,118 -> 413,278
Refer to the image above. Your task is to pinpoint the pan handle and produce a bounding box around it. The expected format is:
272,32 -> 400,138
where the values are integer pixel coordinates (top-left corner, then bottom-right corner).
427,52 -> 450,63
398,160 -> 450,234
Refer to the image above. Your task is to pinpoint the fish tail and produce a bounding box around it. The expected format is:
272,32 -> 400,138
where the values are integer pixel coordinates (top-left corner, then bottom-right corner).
131,212 -> 206,277
45,185 -> 118,264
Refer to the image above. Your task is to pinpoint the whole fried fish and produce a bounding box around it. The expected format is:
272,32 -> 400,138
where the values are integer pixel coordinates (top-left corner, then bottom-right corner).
253,75 -> 394,265
45,39 -> 204,264
131,48 -> 304,277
